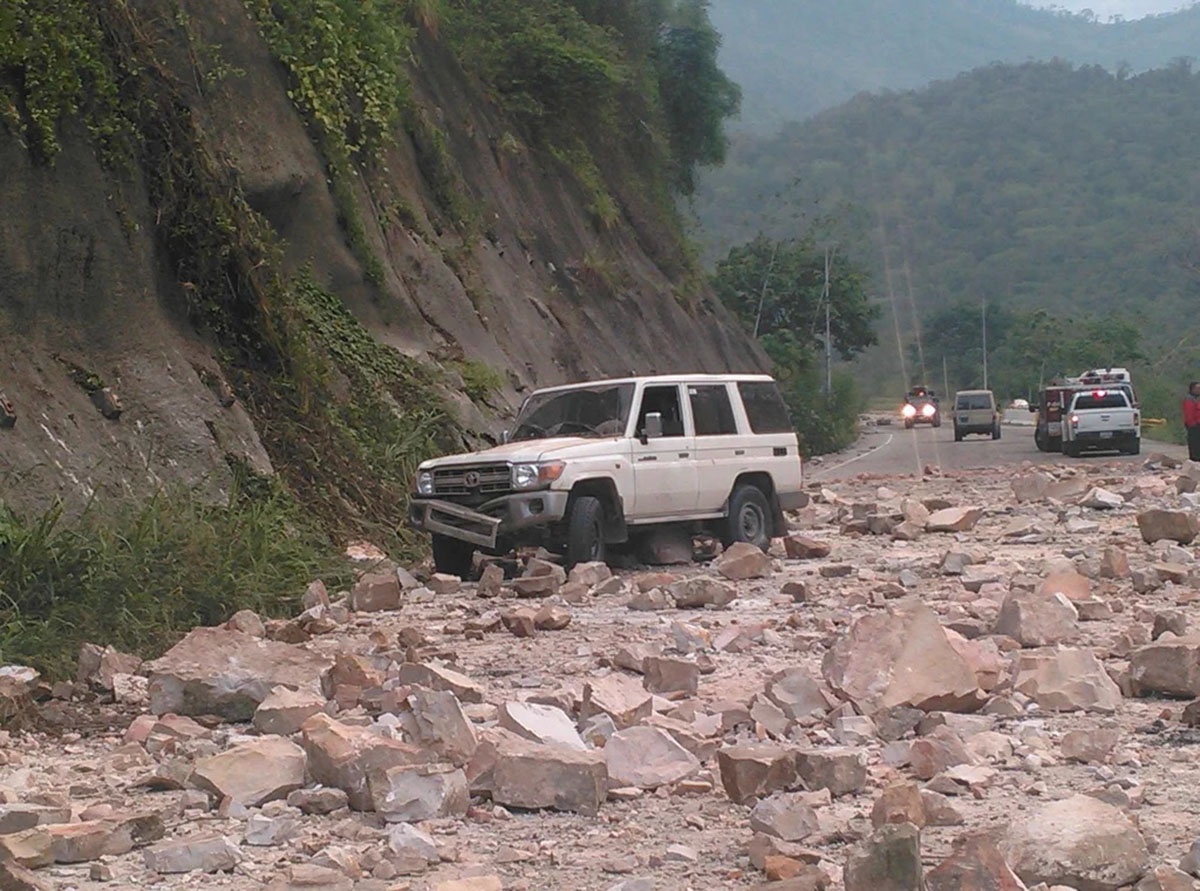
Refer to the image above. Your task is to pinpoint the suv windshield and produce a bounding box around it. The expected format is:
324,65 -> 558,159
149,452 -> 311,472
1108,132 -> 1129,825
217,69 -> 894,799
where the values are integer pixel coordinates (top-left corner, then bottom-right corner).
956,394 -> 993,410
512,383 -> 635,441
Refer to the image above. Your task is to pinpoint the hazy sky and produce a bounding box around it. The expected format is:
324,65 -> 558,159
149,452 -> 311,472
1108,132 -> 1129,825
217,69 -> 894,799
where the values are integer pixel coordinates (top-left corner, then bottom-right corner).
1035,1 -> 1195,17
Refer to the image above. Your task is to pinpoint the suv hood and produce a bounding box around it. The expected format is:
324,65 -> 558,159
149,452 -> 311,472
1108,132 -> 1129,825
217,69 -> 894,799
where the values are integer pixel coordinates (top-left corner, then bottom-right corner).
419,437 -> 623,470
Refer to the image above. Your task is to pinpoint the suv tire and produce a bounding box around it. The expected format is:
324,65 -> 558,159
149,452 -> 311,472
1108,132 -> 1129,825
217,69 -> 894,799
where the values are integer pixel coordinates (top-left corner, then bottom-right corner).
1124,438 -> 1140,456
1034,429 -> 1047,452
725,484 -> 771,551
954,427 -> 963,442
932,416 -> 942,428
1064,441 -> 1079,458
992,424 -> 1001,440
566,495 -> 605,569
432,534 -> 475,579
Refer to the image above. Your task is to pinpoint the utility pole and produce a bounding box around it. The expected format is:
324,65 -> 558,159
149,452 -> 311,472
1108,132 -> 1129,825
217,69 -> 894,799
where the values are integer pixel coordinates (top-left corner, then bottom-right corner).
753,241 -> 781,340
823,247 -> 833,395
981,296 -> 989,390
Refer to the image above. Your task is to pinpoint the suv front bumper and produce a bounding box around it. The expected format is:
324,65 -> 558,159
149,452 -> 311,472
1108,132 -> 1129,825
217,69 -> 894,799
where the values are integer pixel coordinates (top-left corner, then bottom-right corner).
408,491 -> 570,550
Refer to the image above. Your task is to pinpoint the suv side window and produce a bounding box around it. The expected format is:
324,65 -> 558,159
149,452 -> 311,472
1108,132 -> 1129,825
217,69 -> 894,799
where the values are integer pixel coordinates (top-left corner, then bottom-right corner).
738,381 -> 792,433
689,385 -> 737,435
637,385 -> 685,437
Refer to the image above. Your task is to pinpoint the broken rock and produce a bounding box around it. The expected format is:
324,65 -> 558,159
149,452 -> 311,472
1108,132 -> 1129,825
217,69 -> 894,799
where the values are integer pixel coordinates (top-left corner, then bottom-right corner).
1003,794 -> 1149,890
668,576 -> 738,608
822,603 -> 981,713
749,793 -> 820,841
1013,648 -> 1123,713
369,763 -> 469,822
717,542 -> 773,580
994,590 -> 1080,647
348,573 -> 402,612
642,656 -> 699,696
499,701 -> 585,751
605,726 -> 699,789
1130,637 -> 1200,697
718,744 -> 799,805
794,747 -> 866,796
253,686 -> 327,736
190,736 -> 306,807
301,714 -> 428,810
144,836 -> 242,874
844,822 -> 924,891
146,628 -> 333,720
491,740 -> 607,816
926,833 -> 1026,891
1138,510 -> 1200,545
927,507 -> 984,533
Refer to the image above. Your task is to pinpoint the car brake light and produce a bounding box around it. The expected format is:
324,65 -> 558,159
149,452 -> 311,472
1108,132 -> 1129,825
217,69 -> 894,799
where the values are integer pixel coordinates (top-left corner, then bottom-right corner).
1070,414 -> 1079,426
1093,390 -> 1106,397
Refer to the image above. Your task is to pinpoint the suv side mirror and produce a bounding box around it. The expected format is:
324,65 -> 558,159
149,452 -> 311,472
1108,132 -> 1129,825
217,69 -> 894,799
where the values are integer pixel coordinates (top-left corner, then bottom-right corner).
642,412 -> 664,442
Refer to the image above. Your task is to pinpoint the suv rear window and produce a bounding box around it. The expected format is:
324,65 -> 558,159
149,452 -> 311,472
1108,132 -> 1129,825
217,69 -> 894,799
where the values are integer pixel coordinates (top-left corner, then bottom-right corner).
1073,393 -> 1130,410
738,382 -> 793,434
956,394 -> 993,410
689,385 -> 738,435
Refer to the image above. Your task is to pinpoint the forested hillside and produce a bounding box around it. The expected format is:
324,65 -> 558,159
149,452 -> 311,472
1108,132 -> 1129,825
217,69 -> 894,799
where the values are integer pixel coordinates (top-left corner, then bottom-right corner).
709,0 -> 1200,130
698,61 -> 1200,335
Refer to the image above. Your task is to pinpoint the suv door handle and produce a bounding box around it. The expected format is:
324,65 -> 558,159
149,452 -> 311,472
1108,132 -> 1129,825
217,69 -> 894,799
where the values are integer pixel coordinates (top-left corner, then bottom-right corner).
638,456 -> 657,462
735,449 -> 746,456
678,452 -> 690,458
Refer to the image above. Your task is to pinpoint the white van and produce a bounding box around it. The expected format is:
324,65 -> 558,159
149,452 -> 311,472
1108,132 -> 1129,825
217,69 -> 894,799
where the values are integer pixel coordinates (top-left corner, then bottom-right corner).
953,389 -> 1000,441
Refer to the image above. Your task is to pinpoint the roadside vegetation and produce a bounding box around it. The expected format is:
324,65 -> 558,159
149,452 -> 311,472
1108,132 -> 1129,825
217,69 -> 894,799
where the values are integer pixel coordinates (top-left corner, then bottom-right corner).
712,235 -> 879,455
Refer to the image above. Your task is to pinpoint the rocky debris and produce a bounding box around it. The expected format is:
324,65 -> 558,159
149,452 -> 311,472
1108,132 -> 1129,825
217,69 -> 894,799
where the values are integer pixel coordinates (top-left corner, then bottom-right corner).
1013,472 -> 1052,502
477,563 -> 505,598
1138,509 -> 1200,544
47,813 -> 164,863
144,835 -> 243,874
301,714 -> 427,810
398,687 -> 478,765
286,786 -> 348,815
642,656 -> 699,696
499,701 -> 585,750
765,667 -> 829,720
76,644 -> 142,692
369,762 -> 469,822
490,739 -> 607,816
512,574 -> 560,598
605,726 -> 699,789
927,507 -> 983,533
795,747 -> 866,796
500,607 -> 537,637
428,572 -> 462,595
1003,794 -> 1150,890
716,542 -> 773,580
718,744 -> 799,804
993,589 -> 1080,647
252,686 -> 327,736
1012,648 -> 1123,712
749,793 -> 821,841
397,662 -> 484,704
570,561 -> 612,587
910,726 -> 973,780
1130,637 -> 1200,697
1081,486 -> 1124,509
1061,728 -> 1120,763
1138,866 -> 1200,891
0,859 -> 50,890
1101,547 -> 1131,579
668,575 -> 738,608
588,674 -> 654,728
844,822 -> 924,891
822,603 -> 981,713
872,782 -> 926,828
784,535 -> 832,559
348,573 -> 403,612
190,736 -> 306,807
926,833 -> 1026,891
147,632 -> 329,725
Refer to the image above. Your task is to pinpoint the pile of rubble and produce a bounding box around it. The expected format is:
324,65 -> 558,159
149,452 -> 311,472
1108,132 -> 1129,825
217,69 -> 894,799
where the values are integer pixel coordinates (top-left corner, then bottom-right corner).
3,454 -> 1200,888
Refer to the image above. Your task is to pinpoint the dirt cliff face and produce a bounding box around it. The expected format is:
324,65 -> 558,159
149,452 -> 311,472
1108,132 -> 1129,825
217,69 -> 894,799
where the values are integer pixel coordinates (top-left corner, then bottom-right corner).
0,0 -> 763,522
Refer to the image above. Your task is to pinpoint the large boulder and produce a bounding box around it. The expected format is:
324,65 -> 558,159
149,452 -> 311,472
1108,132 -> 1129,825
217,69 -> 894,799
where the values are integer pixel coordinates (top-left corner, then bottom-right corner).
300,714 -> 429,810
1012,648 -> 1123,713
716,542 -> 773,580
604,726 -> 699,789
490,740 -> 607,816
993,590 -> 1080,647
189,737 -> 306,807
926,507 -> 984,533
1137,510 -> 1200,545
146,628 -> 333,720
1130,637 -> 1200,697
822,603 -> 981,713
1003,794 -> 1149,890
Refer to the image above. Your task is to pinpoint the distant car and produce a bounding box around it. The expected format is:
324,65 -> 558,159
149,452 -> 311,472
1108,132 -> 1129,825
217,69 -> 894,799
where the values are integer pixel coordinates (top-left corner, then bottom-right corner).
901,386 -> 941,429
1062,388 -> 1140,457
953,389 -> 1000,441
1009,398 -> 1029,411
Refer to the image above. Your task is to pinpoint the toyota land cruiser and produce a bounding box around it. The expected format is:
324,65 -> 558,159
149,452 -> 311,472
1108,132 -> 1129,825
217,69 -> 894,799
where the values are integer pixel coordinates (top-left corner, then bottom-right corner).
408,375 -> 805,576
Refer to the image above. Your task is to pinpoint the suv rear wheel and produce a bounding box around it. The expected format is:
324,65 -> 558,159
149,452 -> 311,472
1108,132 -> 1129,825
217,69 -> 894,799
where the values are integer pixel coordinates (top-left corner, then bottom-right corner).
725,484 -> 771,551
432,534 -> 475,579
566,496 -> 605,569
992,424 -> 1001,440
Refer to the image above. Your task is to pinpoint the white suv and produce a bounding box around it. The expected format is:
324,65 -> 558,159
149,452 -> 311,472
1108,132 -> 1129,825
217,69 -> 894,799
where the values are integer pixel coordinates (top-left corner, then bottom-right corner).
408,374 -> 805,575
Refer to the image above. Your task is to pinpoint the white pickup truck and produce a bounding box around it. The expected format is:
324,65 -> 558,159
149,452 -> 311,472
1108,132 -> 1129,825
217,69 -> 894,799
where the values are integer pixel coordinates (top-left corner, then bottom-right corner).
1061,389 -> 1140,457
407,374 -> 806,576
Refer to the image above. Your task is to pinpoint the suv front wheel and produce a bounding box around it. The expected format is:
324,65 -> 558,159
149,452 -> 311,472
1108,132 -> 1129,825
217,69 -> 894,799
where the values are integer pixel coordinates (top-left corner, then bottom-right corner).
566,495 -> 606,569
432,534 -> 475,579
725,484 -> 771,551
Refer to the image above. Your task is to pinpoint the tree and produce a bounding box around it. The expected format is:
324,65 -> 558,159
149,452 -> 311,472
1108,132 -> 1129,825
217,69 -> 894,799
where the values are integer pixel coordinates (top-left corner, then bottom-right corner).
652,0 -> 741,195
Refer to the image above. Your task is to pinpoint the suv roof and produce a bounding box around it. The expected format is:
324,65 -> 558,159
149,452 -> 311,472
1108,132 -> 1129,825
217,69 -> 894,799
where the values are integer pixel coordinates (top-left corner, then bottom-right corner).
955,389 -> 993,396
530,373 -> 776,395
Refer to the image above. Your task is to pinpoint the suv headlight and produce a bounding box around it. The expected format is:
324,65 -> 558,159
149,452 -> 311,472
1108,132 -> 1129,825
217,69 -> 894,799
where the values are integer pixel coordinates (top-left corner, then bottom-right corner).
416,471 -> 434,496
512,461 -> 566,490
922,404 -> 937,417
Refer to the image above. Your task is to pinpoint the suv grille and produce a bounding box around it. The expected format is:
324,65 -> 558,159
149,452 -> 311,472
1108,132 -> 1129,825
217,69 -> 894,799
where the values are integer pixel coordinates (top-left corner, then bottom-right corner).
433,464 -> 511,497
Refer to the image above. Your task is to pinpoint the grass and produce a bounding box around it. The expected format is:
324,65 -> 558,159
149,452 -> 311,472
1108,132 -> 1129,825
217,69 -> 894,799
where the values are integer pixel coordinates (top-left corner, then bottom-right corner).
0,476 -> 353,678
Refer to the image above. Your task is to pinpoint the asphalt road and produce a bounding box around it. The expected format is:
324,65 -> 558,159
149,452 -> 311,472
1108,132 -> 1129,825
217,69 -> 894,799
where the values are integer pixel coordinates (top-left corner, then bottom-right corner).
807,418 -> 1188,483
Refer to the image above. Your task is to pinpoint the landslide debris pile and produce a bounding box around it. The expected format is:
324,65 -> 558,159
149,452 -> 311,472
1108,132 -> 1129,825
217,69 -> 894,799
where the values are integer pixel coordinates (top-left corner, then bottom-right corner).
4,453 -> 1200,889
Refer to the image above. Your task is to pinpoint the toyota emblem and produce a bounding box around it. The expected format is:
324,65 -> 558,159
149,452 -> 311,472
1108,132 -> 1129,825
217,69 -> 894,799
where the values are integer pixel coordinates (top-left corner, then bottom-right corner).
463,471 -> 481,488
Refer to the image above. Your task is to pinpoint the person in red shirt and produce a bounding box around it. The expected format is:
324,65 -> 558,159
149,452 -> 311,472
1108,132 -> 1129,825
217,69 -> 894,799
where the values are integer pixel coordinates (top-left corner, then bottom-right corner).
1185,382 -> 1200,461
